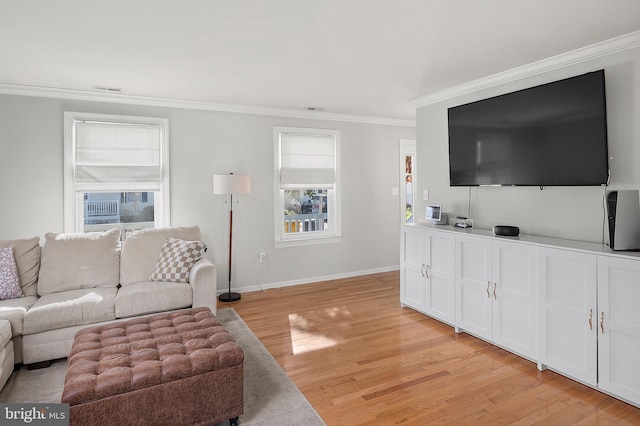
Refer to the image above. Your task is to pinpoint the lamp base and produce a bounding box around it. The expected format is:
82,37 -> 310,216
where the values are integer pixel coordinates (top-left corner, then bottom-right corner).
218,292 -> 241,303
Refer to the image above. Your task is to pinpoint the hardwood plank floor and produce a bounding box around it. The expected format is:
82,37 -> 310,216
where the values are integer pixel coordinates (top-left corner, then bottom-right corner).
219,271 -> 640,425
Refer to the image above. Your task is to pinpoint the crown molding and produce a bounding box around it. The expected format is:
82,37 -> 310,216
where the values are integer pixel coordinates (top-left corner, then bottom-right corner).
0,83 -> 415,128
411,30 -> 640,108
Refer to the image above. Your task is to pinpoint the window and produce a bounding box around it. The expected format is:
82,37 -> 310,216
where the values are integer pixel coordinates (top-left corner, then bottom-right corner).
274,126 -> 341,247
400,139 -> 416,224
64,112 -> 170,236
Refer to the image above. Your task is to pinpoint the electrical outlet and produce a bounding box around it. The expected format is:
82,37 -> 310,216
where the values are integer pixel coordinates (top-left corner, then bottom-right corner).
259,252 -> 267,263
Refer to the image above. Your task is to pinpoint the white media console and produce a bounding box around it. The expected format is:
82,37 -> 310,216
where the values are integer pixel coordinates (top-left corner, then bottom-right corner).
401,222 -> 640,407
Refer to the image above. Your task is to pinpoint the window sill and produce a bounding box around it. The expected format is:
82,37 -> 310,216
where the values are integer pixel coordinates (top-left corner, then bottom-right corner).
275,235 -> 341,249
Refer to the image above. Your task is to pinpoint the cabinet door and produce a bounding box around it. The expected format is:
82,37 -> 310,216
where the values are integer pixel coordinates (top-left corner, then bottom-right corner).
492,240 -> 538,359
539,247 -> 597,384
400,227 -> 428,312
597,256 -> 640,405
424,231 -> 455,325
456,235 -> 492,340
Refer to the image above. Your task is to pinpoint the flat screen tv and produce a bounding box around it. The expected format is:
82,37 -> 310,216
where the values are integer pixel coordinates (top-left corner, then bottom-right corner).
447,70 -> 609,187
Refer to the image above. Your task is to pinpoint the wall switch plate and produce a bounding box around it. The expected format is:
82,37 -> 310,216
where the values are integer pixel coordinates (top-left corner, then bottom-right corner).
259,252 -> 267,263
391,187 -> 399,195
423,190 -> 429,200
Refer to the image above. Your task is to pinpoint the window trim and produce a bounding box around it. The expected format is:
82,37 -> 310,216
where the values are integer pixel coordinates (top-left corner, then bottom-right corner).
273,126 -> 341,248
63,112 -> 170,233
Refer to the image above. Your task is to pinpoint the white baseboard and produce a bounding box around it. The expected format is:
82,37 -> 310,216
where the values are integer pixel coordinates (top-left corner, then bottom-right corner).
217,265 -> 400,295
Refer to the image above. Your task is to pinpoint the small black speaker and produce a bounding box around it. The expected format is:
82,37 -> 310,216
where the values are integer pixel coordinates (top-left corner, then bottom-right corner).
494,225 -> 520,237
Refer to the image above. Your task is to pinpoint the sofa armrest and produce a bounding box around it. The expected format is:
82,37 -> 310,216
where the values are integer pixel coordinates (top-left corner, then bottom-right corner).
189,258 -> 217,315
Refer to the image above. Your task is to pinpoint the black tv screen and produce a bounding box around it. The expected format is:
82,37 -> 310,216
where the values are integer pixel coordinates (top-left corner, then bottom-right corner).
448,70 -> 609,186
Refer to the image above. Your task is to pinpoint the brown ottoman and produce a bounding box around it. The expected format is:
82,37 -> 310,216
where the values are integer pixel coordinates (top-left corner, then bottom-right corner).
61,307 -> 243,426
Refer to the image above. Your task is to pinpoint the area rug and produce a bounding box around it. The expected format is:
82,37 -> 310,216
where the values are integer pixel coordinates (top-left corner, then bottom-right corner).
0,308 -> 325,426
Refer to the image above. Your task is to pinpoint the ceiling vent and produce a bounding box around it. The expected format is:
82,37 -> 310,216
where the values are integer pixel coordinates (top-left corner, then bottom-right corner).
92,85 -> 122,94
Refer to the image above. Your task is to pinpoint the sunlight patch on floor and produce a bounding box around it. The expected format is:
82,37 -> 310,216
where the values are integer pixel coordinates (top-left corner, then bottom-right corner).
288,306 -> 351,355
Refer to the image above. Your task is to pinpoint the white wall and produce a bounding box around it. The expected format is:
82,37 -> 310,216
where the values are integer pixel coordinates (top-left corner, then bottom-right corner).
416,44 -> 640,244
0,94 -> 415,291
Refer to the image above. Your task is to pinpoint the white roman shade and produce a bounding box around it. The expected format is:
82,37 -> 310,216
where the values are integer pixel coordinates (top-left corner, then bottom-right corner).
280,132 -> 336,189
74,121 -> 162,191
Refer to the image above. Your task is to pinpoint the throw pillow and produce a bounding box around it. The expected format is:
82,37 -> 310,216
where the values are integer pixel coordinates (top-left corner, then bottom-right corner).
150,238 -> 207,283
0,246 -> 23,300
0,236 -> 40,297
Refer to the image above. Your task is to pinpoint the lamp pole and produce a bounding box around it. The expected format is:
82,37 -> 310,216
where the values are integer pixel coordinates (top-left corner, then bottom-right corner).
213,173 -> 250,303
220,191 -> 240,302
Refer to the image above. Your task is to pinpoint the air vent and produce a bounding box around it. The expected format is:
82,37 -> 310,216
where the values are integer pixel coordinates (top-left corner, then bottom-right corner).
92,86 -> 122,94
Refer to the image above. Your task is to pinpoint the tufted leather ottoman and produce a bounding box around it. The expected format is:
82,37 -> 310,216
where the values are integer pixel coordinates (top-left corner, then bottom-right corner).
61,307 -> 243,426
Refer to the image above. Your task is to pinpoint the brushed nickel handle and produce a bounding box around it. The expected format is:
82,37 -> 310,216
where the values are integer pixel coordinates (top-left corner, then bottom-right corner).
600,311 -> 605,334
588,309 -> 593,331
425,264 -> 430,279
487,281 -> 491,298
493,283 -> 497,300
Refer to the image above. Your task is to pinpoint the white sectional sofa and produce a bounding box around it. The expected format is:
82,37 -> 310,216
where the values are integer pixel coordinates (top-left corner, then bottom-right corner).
0,226 -> 217,376
0,320 -> 13,390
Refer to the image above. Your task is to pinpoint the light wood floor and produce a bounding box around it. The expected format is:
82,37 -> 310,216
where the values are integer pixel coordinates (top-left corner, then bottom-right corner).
219,271 -> 640,425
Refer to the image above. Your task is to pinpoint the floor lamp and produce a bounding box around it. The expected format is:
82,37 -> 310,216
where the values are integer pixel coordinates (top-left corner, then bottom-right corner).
213,173 -> 251,302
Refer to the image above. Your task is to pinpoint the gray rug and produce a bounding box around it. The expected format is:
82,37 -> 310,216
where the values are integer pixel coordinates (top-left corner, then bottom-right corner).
0,308 -> 325,426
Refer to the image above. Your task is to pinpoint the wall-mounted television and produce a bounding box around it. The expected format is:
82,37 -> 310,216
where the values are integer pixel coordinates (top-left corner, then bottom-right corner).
447,70 -> 609,187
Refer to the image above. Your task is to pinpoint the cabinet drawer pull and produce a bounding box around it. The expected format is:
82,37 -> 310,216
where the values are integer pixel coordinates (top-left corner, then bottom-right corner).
493,283 -> 497,300
600,312 -> 605,334
420,264 -> 428,278
588,309 -> 593,331
425,264 -> 430,279
486,281 -> 491,298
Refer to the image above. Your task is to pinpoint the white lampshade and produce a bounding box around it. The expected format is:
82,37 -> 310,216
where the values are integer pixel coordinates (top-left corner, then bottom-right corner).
213,174 -> 251,195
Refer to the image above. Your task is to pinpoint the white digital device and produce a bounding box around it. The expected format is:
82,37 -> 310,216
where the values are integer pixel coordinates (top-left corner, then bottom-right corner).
426,204 -> 442,221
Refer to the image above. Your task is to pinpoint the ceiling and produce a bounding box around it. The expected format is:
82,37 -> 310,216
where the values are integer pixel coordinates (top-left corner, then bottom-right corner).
1,0 -> 640,122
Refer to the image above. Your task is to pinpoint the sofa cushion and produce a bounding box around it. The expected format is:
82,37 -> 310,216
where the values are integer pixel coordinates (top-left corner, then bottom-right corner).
38,228 -> 120,296
0,295 -> 38,336
23,288 -> 117,335
0,246 -> 22,300
120,226 -> 202,286
0,319 -> 13,390
0,237 -> 40,297
115,281 -> 193,319
0,320 -> 12,350
150,238 -> 206,283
